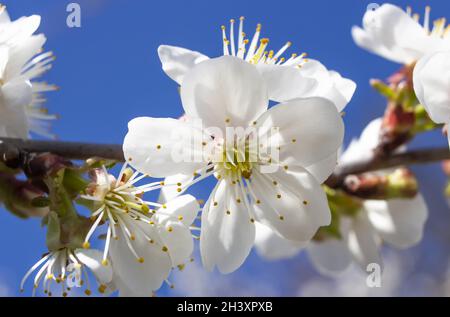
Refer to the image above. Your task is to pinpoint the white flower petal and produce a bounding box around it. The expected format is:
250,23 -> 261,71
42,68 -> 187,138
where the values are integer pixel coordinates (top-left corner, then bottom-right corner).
340,118 -> 382,164
1,78 -> 32,108
308,239 -> 352,276
346,212 -> 383,271
157,194 -> 199,226
0,6 -> 11,25
6,34 -> 46,78
0,80 -> 31,138
109,218 -> 172,294
352,4 -> 431,64
305,151 -> 338,184
325,71 -> 357,112
256,97 -> 344,168
365,194 -> 428,249
74,249 -> 113,284
158,173 -> 194,203
158,45 -> 209,85
157,220 -> 194,266
413,51 -> 450,124
250,166 -> 331,242
254,222 -> 306,260
0,46 -> 9,77
0,15 -> 41,45
200,180 -> 255,273
296,60 -> 356,112
123,117 -> 209,178
256,64 -> 317,103
180,56 -> 268,131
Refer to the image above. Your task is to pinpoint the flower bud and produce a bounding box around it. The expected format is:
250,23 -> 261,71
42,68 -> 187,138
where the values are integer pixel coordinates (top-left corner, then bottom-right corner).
0,172 -> 50,218
343,168 -> 418,200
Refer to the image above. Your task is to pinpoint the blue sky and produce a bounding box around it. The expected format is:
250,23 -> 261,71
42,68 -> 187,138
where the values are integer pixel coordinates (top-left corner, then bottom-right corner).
2,0 -> 450,296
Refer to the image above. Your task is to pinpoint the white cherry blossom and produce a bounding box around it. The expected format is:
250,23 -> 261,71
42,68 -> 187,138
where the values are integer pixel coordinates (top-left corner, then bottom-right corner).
255,118 -> 428,276
0,5 -> 56,139
81,164 -> 200,296
158,17 -> 355,112
20,247 -> 113,297
123,56 -> 344,273
352,4 -> 450,64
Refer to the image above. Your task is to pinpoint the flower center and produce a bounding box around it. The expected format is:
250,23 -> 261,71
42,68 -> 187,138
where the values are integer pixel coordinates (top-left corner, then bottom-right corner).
215,142 -> 256,180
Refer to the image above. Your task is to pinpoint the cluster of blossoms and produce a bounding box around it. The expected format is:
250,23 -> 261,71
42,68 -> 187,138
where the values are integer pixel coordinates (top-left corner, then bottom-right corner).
2,2 -> 450,297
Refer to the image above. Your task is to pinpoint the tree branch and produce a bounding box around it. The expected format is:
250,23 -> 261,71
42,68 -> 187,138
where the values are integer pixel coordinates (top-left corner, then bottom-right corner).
0,137 -> 124,162
1,137 -> 449,187
326,147 -> 450,187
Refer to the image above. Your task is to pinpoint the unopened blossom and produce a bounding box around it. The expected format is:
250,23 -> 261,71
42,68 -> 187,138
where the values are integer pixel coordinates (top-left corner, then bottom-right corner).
124,56 -> 344,273
352,4 -> 450,65
255,118 -> 428,275
413,51 -> 450,147
20,247 -> 113,297
158,16 -> 355,112
0,5 -> 57,139
80,164 -> 200,296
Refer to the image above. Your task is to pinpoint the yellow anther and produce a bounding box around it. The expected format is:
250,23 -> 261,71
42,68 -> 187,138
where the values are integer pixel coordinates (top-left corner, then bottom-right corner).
156,144 -> 162,150
177,188 -> 182,193
130,234 -> 136,241
279,215 -> 284,221
162,204 -> 167,209
98,284 -> 107,294
303,200 -> 308,205
226,210 -> 231,215
162,246 -> 168,252
141,204 -> 150,213
221,25 -> 226,30
82,241 -> 90,249
167,226 -> 173,232
276,194 -> 281,199
178,215 -> 184,221
230,19 -> 235,23
138,257 -> 145,263
102,259 -> 109,266
84,289 -> 92,296
256,23 -> 262,31
149,239 -> 154,244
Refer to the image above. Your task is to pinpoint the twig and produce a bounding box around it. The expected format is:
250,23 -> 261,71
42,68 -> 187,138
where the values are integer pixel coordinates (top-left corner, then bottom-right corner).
0,138 -> 124,162
1,138 -> 449,186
